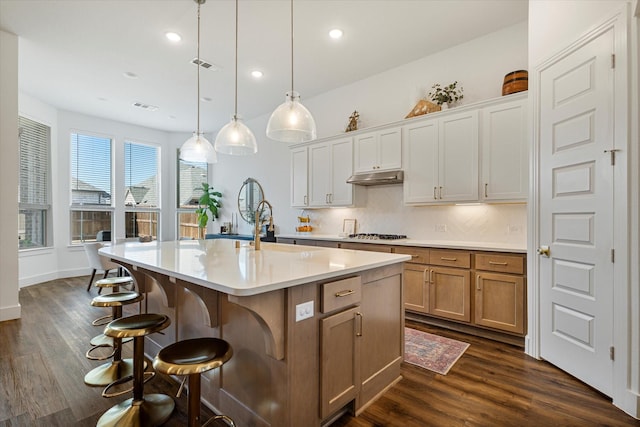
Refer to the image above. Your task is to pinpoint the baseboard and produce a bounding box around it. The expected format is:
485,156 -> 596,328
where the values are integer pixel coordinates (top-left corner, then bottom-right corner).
19,268 -> 89,288
0,304 -> 21,321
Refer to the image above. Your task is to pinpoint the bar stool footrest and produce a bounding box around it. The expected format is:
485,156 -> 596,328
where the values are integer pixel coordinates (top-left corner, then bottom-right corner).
86,344 -> 116,361
203,415 -> 237,427
102,371 -> 155,398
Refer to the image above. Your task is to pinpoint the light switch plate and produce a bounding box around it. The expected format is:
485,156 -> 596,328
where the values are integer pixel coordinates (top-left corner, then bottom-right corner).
295,301 -> 314,322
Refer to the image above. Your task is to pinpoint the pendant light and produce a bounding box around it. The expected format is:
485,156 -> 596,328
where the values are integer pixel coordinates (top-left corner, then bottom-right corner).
214,0 -> 257,155
266,0 -> 316,143
180,0 -> 217,164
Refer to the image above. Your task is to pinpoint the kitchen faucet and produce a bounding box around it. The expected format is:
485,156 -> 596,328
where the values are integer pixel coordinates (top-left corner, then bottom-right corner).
254,199 -> 274,250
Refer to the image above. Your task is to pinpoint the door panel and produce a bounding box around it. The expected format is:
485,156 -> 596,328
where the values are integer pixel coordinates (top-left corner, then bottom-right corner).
539,28 -> 614,396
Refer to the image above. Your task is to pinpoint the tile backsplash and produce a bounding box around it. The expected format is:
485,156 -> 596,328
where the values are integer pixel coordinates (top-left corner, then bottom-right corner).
294,185 -> 527,245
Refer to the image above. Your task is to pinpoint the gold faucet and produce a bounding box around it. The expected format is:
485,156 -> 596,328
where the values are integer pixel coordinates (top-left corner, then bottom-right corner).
254,199 -> 274,250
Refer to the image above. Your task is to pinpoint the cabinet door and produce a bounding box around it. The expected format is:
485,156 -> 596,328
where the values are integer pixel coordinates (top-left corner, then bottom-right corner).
438,111 -> 478,202
320,306 -> 361,419
377,127 -> 402,171
329,138 -> 353,206
403,264 -> 428,313
428,266 -> 471,322
481,98 -> 528,201
309,143 -> 331,206
475,272 -> 525,334
353,132 -> 378,173
403,120 -> 439,204
290,146 -> 308,207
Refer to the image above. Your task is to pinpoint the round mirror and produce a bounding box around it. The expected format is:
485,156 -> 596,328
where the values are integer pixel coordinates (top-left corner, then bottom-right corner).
237,178 -> 264,224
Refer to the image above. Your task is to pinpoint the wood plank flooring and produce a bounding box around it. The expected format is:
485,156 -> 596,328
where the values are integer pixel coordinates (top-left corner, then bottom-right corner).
1,276 -> 638,426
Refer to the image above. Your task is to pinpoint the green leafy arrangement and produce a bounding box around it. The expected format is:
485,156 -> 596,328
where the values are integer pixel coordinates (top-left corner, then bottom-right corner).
195,183 -> 222,229
428,81 -> 464,106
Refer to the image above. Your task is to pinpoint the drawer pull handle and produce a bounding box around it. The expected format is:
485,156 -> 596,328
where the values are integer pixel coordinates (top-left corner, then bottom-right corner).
488,261 -> 508,266
335,289 -> 355,297
356,312 -> 363,337
441,257 -> 457,261
412,255 -> 420,259
477,275 -> 481,291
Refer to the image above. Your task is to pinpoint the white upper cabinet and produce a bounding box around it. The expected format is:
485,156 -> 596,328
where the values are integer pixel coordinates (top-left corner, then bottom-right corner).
309,137 -> 354,207
354,127 -> 402,173
404,111 -> 478,204
290,146 -> 309,208
480,98 -> 528,201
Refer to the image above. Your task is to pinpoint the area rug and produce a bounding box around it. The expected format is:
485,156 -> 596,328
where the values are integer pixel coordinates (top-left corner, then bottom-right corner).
404,327 -> 470,375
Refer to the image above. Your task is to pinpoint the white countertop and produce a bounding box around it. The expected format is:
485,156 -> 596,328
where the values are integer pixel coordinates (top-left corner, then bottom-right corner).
100,239 -> 411,297
277,234 -> 527,253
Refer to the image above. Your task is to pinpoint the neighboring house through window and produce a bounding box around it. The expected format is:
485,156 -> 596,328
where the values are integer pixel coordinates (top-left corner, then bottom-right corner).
70,132 -> 113,243
177,152 -> 208,239
18,116 -> 51,249
124,141 -> 160,240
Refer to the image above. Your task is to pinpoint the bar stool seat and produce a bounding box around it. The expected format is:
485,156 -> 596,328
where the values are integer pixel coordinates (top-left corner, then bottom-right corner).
85,292 -> 144,386
95,276 -> 134,294
153,338 -> 234,427
97,313 -> 174,427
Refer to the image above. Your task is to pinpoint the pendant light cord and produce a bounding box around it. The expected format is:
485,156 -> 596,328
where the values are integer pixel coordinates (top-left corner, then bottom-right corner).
196,1 -> 202,134
290,0 -> 294,94
234,0 -> 239,118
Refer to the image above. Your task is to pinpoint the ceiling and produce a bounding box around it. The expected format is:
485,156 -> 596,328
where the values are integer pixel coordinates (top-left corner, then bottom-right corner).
0,0 -> 528,134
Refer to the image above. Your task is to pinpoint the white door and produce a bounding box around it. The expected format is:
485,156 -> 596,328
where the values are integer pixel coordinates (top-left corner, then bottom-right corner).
377,127 -> 402,171
538,28 -> 615,396
438,111 -> 478,202
353,133 -> 377,173
403,120 -> 438,204
290,146 -> 308,207
309,143 -> 330,207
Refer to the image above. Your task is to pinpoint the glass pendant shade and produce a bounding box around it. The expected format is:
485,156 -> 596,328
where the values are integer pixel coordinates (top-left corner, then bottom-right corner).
266,91 -> 317,143
214,116 -> 257,155
180,132 -> 217,163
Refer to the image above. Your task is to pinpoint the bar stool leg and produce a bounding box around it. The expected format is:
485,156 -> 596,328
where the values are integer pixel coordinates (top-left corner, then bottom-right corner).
97,336 -> 174,427
188,373 -> 201,427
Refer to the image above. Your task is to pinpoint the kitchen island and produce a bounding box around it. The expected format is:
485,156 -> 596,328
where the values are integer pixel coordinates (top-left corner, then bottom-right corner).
100,239 -> 411,427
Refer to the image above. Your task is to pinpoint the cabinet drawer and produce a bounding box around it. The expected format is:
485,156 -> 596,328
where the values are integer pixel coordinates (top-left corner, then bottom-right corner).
393,246 -> 429,264
429,250 -> 470,268
475,253 -> 524,274
321,276 -> 362,313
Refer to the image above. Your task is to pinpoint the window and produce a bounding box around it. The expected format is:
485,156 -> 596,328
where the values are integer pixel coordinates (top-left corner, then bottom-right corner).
70,132 -> 112,243
18,117 -> 51,249
176,153 -> 208,239
124,141 -> 160,240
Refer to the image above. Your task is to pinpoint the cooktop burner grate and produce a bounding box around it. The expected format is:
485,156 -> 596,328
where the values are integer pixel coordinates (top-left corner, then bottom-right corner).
348,233 -> 407,240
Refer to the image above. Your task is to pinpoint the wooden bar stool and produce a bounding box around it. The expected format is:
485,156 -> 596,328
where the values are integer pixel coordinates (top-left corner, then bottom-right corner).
97,313 -> 174,427
85,291 -> 144,386
152,338 -> 235,427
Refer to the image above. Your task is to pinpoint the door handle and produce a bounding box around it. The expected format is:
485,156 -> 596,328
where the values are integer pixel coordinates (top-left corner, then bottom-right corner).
537,246 -> 550,257
355,312 -> 363,337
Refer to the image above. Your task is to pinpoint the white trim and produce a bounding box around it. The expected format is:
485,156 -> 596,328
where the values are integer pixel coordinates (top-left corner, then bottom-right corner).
18,268 -> 90,288
0,304 -> 21,322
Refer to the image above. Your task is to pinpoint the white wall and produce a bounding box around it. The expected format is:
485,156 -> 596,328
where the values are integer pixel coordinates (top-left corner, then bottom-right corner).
212,21 -> 529,245
0,30 -> 20,321
528,0 -> 639,418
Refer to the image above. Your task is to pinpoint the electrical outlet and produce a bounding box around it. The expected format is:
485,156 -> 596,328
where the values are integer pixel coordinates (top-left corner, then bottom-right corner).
295,301 -> 314,322
435,224 -> 447,232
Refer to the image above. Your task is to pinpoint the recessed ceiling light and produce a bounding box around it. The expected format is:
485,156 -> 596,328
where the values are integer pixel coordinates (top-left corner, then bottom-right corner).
329,29 -> 343,39
251,70 -> 263,78
123,71 -> 138,79
165,32 -> 182,42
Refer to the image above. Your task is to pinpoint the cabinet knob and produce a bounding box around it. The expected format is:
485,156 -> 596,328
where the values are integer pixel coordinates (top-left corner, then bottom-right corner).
537,246 -> 551,257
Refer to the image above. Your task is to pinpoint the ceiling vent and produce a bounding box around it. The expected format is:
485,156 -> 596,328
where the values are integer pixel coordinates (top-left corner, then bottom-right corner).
132,102 -> 159,112
191,57 -> 219,71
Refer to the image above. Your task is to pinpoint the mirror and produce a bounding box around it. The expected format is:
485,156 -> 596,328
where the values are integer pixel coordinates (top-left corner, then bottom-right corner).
238,178 -> 264,224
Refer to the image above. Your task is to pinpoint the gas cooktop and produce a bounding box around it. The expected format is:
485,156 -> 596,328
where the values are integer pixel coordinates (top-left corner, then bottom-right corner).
348,233 -> 408,240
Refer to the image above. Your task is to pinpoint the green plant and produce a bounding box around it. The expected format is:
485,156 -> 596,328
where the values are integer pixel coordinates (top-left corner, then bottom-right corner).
195,183 -> 222,229
428,81 -> 464,106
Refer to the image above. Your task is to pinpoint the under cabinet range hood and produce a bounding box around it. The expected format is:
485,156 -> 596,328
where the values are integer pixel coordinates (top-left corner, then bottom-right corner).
346,170 -> 404,186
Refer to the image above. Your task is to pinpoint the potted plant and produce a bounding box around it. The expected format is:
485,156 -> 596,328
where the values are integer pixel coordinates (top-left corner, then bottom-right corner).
195,182 -> 222,238
428,81 -> 464,107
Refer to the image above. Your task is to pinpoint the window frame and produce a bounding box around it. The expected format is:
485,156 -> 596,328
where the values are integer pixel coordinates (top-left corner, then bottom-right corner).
176,149 -> 209,240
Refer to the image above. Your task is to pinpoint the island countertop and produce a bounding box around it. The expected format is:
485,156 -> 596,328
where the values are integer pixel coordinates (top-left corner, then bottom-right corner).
100,239 -> 411,297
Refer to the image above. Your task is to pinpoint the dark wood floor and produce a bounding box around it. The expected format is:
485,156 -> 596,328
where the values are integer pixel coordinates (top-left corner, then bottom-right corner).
1,277 -> 638,427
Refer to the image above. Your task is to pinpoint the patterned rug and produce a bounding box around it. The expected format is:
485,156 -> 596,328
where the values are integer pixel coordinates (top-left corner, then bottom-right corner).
404,327 -> 470,375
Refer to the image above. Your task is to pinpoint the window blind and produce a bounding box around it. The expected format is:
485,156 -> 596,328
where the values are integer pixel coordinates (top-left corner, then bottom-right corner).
124,141 -> 159,208
71,133 -> 112,206
19,117 -> 50,206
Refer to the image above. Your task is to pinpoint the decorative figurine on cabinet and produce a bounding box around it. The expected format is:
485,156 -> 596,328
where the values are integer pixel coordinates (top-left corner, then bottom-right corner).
345,110 -> 359,132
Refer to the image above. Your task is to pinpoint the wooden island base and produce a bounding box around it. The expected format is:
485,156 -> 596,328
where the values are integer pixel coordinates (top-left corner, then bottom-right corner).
121,261 -> 404,427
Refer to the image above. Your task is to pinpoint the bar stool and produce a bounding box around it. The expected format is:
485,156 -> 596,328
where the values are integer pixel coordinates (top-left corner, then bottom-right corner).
97,313 -> 174,427
85,291 -> 144,386
153,338 -> 235,427
95,276 -> 135,295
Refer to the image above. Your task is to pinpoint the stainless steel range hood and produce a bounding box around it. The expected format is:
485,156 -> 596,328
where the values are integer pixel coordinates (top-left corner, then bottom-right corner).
346,170 -> 404,186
